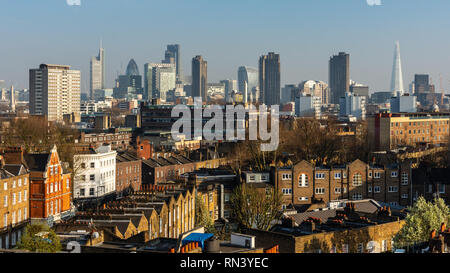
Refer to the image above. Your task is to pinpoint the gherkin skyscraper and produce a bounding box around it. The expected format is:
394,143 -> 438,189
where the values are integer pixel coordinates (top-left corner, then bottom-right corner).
390,41 -> 404,96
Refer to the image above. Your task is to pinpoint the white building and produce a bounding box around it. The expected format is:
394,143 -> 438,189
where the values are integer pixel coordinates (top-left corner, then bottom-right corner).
295,93 -> 321,118
80,101 -> 98,115
339,92 -> 366,120
390,95 -> 417,113
29,64 -> 81,122
73,144 -> 116,200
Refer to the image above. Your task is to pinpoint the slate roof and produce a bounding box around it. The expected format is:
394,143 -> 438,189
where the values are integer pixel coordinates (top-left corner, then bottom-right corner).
3,164 -> 26,176
142,156 -> 193,168
116,152 -> 140,163
23,153 -> 50,172
0,169 -> 14,179
291,209 -> 338,225
290,199 -> 382,225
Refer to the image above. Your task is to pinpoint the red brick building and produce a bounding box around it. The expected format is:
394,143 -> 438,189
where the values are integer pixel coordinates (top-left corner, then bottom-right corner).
116,152 -> 142,198
275,159 -> 412,209
25,145 -> 72,224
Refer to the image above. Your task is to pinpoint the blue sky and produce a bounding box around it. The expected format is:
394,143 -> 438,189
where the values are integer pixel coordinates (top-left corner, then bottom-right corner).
1,0 -> 450,93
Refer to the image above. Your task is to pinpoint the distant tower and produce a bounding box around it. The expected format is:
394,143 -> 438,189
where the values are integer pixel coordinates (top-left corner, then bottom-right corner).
259,52 -> 281,106
329,52 -> 350,104
390,41 -> 404,96
243,81 -> 248,104
10,85 -> 15,112
192,56 -> 208,102
90,42 -> 105,100
163,44 -> 183,83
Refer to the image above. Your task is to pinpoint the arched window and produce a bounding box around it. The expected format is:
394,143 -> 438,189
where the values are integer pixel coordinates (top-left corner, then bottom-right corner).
299,174 -> 308,187
352,173 -> 362,186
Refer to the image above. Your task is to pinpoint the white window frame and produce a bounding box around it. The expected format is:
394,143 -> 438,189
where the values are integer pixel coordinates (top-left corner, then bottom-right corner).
315,188 -> 325,195
299,174 -> 308,187
401,173 -> 408,185
315,173 -> 325,179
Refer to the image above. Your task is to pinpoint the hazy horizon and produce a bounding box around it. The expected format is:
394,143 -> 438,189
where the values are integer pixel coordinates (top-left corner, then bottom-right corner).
1,0 -> 450,94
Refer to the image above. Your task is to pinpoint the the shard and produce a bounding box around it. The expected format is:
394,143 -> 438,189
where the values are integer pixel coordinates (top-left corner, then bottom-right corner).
390,41 -> 404,96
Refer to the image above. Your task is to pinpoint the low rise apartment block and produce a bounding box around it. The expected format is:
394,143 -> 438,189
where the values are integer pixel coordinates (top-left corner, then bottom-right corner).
275,159 -> 412,209
368,112 -> 450,151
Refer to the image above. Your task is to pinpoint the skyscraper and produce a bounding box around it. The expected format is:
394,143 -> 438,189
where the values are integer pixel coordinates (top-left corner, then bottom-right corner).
126,58 -> 140,76
238,66 -> 258,96
414,74 -> 431,94
390,41 -> 404,96
329,52 -> 350,104
90,45 -> 105,99
112,59 -> 143,99
29,64 -> 81,121
259,52 -> 280,106
144,63 -> 176,101
163,44 -> 183,83
192,56 -> 208,102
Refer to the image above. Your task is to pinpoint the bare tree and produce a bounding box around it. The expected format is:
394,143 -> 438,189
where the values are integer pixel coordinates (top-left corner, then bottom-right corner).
230,184 -> 283,231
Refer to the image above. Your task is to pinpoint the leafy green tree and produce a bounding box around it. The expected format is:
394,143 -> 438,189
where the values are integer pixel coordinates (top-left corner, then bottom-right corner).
195,195 -> 215,234
230,184 -> 283,231
17,224 -> 62,253
393,197 -> 450,248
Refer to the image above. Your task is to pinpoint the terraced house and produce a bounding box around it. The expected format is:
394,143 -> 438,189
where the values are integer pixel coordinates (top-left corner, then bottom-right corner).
0,154 -> 30,249
116,152 -> 142,198
275,159 -> 412,209
55,186 -> 196,242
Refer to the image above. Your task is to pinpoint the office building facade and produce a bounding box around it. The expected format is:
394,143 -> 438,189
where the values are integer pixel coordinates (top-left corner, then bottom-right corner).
238,66 -> 258,97
259,52 -> 280,106
329,52 -> 350,104
163,44 -> 183,83
192,56 -> 208,102
90,46 -> 105,99
144,63 -> 176,102
113,59 -> 143,99
339,92 -> 366,120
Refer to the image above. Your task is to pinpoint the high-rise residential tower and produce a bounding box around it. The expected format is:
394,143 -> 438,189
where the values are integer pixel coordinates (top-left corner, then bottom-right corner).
192,56 -> 208,102
90,45 -> 105,99
29,64 -> 81,121
259,52 -> 281,106
390,41 -> 404,96
163,44 -> 183,83
329,52 -> 350,104
238,66 -> 258,96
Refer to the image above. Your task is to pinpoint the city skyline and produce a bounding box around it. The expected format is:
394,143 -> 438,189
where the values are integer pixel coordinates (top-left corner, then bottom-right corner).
2,1 -> 450,93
